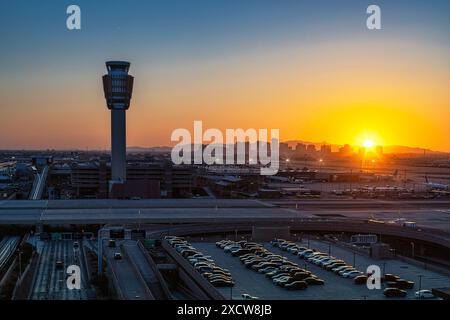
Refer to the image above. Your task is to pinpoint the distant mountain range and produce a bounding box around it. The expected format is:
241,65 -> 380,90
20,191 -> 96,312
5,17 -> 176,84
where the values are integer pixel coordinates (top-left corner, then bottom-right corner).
3,143 -> 445,154
126,143 -> 447,155
284,140 -> 447,155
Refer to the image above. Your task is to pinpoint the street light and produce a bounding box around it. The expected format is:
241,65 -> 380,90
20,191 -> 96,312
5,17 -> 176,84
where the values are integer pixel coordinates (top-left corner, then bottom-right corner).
17,250 -> 23,279
418,275 -> 423,299
97,229 -> 103,276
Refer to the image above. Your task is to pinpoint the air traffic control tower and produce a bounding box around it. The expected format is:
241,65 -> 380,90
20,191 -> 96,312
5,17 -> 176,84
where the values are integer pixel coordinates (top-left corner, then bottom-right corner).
102,61 -> 134,193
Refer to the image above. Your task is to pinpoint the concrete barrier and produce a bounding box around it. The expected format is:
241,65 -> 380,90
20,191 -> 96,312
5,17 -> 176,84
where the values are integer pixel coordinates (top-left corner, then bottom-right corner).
162,240 -> 225,300
137,241 -> 172,299
120,243 -> 155,300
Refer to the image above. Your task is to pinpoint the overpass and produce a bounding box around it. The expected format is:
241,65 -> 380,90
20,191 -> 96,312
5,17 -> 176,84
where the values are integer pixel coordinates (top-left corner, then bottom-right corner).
0,199 -> 449,249
1,199 -> 450,226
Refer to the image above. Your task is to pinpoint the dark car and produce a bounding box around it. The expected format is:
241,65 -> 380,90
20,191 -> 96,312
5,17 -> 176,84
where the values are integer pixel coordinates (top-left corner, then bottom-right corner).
181,250 -> 199,258
396,279 -> 414,289
208,275 -> 233,282
291,273 -> 311,281
384,288 -> 407,298
252,262 -> 277,270
56,260 -> 64,269
354,275 -> 368,285
245,259 -> 264,268
108,239 -> 116,248
210,279 -> 235,287
384,274 -> 400,282
284,281 -> 308,290
304,277 -> 325,285
232,249 -> 252,257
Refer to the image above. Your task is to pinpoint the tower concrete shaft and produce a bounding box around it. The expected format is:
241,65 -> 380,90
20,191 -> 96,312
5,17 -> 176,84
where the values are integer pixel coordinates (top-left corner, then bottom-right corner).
111,109 -> 126,181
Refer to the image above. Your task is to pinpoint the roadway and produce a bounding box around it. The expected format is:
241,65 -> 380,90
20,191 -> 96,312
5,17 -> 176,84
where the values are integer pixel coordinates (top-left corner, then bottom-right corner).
0,236 -> 20,271
30,240 -> 92,300
29,166 -> 48,200
103,240 -> 154,300
122,240 -> 167,299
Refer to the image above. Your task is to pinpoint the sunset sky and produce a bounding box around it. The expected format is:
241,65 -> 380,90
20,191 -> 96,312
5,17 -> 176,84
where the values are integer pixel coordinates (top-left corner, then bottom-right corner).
0,0 -> 449,151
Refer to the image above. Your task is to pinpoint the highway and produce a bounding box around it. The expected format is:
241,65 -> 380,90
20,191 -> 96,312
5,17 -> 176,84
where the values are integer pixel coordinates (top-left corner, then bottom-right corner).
122,240 -> 168,299
30,240 -> 92,300
103,240 -> 154,300
0,236 -> 20,271
29,166 -> 48,200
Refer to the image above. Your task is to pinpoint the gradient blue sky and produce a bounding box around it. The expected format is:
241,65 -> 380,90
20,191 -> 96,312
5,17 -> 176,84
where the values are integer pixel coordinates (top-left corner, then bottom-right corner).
0,0 -> 449,150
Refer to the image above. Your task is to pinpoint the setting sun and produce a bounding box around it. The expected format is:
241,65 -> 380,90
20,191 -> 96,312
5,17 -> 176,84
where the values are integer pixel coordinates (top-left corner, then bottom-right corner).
363,139 -> 375,149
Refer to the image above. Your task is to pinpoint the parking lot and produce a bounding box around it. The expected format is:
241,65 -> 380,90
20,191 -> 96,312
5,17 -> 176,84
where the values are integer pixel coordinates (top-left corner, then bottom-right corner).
193,240 -> 450,300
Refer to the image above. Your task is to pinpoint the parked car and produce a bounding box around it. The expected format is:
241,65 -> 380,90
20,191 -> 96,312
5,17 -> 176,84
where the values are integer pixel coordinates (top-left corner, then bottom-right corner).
258,267 -> 278,274
338,267 -> 356,275
298,249 -> 314,258
384,288 -> 407,298
384,274 -> 400,282
224,245 -> 241,253
273,276 -> 294,286
284,281 -> 308,290
354,275 -> 368,285
210,279 -> 235,287
108,239 -> 116,248
396,279 -> 414,289
242,294 -> 259,300
342,270 -> 363,278
331,265 -> 350,272
113,252 -> 122,260
414,290 -> 434,299
304,277 -> 325,285
232,249 -> 253,257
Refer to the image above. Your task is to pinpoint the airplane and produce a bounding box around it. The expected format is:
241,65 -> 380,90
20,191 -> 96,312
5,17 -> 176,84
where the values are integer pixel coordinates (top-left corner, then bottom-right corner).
425,176 -> 450,191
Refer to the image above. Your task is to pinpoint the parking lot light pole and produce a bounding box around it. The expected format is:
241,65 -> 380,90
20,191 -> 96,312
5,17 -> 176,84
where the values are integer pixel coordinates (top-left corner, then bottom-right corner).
18,250 -> 22,279
418,275 -> 423,299
98,229 -> 103,276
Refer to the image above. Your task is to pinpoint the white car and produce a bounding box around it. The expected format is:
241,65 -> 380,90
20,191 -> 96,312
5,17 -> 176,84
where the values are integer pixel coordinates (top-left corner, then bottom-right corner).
339,267 -> 356,275
342,270 -> 362,278
288,247 -> 299,253
242,294 -> 259,300
224,245 -> 241,253
415,290 -> 435,299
